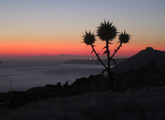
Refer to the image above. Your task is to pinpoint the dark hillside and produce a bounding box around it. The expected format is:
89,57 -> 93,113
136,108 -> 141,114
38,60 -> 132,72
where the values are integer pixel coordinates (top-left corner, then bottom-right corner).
115,47 -> 165,73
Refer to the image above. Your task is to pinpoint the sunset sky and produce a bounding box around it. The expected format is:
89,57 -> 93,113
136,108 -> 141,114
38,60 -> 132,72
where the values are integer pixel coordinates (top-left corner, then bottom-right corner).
0,0 -> 165,58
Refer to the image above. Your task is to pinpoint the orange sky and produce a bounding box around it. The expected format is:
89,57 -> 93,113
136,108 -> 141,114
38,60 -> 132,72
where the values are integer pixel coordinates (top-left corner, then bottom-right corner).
0,37 -> 161,58
0,33 -> 164,58
0,0 -> 165,58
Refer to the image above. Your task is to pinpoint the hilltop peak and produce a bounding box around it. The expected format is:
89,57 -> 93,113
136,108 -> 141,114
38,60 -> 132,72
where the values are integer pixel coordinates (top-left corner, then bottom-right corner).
115,48 -> 165,73
146,47 -> 154,51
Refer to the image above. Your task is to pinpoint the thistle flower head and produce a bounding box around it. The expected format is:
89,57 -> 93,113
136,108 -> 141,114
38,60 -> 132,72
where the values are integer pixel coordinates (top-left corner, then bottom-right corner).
97,20 -> 117,41
82,31 -> 96,45
119,30 -> 131,43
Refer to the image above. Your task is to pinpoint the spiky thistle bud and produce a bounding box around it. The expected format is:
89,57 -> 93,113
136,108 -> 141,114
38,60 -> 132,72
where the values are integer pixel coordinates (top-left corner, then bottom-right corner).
119,30 -> 130,43
82,31 -> 96,45
97,20 -> 117,41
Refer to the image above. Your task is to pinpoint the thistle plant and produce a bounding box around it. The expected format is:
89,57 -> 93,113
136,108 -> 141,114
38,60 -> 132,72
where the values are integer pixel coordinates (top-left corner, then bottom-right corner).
82,21 -> 131,90
111,30 -> 130,59
97,21 -> 118,78
82,31 -> 107,70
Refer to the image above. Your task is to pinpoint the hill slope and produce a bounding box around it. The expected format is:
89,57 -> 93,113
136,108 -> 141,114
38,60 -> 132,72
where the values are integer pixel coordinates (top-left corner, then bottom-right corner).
115,47 -> 165,73
1,86 -> 165,120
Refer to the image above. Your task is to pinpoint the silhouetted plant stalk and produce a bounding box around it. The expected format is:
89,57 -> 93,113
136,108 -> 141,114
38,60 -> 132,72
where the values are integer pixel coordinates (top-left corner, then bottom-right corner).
91,44 -> 108,70
111,42 -> 122,59
96,21 -> 118,90
82,21 -> 131,91
82,31 -> 107,70
111,30 -> 131,59
106,40 -> 111,75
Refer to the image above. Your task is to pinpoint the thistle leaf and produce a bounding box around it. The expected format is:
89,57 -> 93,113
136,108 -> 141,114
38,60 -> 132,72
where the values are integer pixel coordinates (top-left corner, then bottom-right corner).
108,41 -> 112,44
114,49 -> 117,52
103,46 -> 107,49
103,51 -> 108,55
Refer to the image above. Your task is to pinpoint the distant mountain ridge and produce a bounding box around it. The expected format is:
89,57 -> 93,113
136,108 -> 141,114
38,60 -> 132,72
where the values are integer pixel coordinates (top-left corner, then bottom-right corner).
63,58 -> 125,66
115,47 -> 165,73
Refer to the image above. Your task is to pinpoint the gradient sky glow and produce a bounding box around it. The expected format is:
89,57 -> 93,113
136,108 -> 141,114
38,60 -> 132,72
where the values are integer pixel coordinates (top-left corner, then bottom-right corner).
0,0 -> 165,57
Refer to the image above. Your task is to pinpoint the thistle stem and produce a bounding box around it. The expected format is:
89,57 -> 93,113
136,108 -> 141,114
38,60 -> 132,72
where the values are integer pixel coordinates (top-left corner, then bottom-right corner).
91,45 -> 107,70
111,42 -> 122,59
106,40 -> 111,74
106,40 -> 114,90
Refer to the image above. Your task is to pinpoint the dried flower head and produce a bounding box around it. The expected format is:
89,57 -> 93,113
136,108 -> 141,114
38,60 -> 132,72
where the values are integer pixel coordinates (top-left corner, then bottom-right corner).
82,31 -> 96,45
97,20 -> 117,41
119,30 -> 130,43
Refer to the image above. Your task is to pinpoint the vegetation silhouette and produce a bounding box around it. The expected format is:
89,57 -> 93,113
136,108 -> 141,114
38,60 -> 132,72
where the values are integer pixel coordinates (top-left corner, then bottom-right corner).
1,60 -> 165,109
1,48 -> 165,109
82,20 -> 131,90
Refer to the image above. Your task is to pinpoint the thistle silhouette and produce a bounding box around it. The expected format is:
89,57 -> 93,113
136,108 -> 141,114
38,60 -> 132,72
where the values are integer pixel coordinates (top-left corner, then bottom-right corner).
82,31 -> 107,69
82,20 -> 131,90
